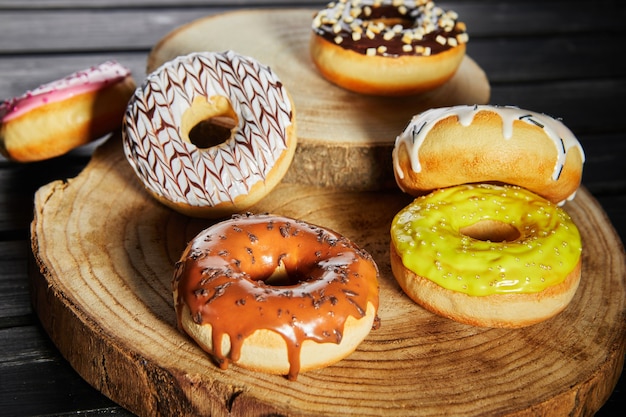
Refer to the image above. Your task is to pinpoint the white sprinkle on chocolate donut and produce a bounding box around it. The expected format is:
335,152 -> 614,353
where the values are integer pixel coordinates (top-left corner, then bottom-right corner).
311,0 -> 468,57
310,0 -> 469,95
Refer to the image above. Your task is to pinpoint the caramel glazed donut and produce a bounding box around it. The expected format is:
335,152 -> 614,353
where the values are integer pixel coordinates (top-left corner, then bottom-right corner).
390,183 -> 582,328
0,61 -> 135,162
173,213 -> 380,380
393,104 -> 586,206
123,51 -> 297,218
310,0 -> 469,95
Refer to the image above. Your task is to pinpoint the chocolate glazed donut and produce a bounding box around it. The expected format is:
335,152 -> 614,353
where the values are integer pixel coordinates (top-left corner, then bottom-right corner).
310,0 -> 469,95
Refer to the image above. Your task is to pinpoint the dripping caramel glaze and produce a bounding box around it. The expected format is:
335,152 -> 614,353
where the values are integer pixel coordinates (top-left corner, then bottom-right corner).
173,213 -> 380,380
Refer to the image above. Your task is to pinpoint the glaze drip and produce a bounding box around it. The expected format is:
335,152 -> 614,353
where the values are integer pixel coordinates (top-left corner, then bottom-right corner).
173,214 -> 380,380
393,105 -> 585,202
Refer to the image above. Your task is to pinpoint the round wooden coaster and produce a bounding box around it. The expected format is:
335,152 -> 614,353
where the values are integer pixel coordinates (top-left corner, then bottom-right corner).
147,9 -> 491,190
30,135 -> 626,417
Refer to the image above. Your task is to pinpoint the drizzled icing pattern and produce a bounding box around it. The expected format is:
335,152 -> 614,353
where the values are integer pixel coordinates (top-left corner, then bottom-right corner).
123,51 -> 293,208
393,104 -> 585,194
173,213 -> 380,380
0,61 -> 131,122
312,0 -> 468,57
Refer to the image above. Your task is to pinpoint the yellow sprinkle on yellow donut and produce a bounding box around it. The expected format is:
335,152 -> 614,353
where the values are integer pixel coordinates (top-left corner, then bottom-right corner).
390,184 -> 582,296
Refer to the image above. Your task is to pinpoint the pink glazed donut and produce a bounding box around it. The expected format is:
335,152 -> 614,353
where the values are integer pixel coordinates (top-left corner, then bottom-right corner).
0,61 -> 135,162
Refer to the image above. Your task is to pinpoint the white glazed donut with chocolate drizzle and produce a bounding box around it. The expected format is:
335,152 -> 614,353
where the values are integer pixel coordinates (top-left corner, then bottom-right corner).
310,0 -> 469,95
123,51 -> 297,218
392,104 -> 585,205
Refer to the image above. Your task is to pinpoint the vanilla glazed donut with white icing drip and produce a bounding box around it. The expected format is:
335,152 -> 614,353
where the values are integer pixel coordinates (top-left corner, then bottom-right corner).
123,51 -> 297,218
392,104 -> 585,205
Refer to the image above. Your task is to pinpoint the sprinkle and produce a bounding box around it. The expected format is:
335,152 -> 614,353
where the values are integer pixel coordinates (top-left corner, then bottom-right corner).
312,0 -> 468,57
367,23 -> 382,34
457,33 -> 469,43
383,30 -> 395,41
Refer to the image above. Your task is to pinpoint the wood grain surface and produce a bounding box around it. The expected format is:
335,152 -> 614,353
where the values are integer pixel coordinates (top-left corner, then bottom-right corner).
27,8 -> 625,417
146,8 -> 490,190
30,133 -> 626,417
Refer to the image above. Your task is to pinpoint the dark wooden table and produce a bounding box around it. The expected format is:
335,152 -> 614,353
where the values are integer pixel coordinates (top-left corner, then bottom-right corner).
1,1 -> 624,416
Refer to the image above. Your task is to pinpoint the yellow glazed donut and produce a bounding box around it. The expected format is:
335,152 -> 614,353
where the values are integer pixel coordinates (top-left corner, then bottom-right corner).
390,183 -> 582,328
393,104 -> 585,206
0,61 -> 135,162
173,213 -> 380,380
310,0 -> 468,96
123,51 -> 297,218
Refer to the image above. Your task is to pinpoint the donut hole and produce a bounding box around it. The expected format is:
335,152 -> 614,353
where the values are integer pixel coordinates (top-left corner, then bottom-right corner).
265,275 -> 292,286
263,260 -> 308,287
370,17 -> 412,30
265,266 -> 292,286
188,116 -> 237,149
183,96 -> 238,149
460,220 -> 521,243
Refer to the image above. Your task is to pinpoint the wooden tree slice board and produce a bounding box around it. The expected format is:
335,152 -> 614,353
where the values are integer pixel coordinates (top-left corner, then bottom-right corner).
31,135 -> 625,417
146,8 -> 490,190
